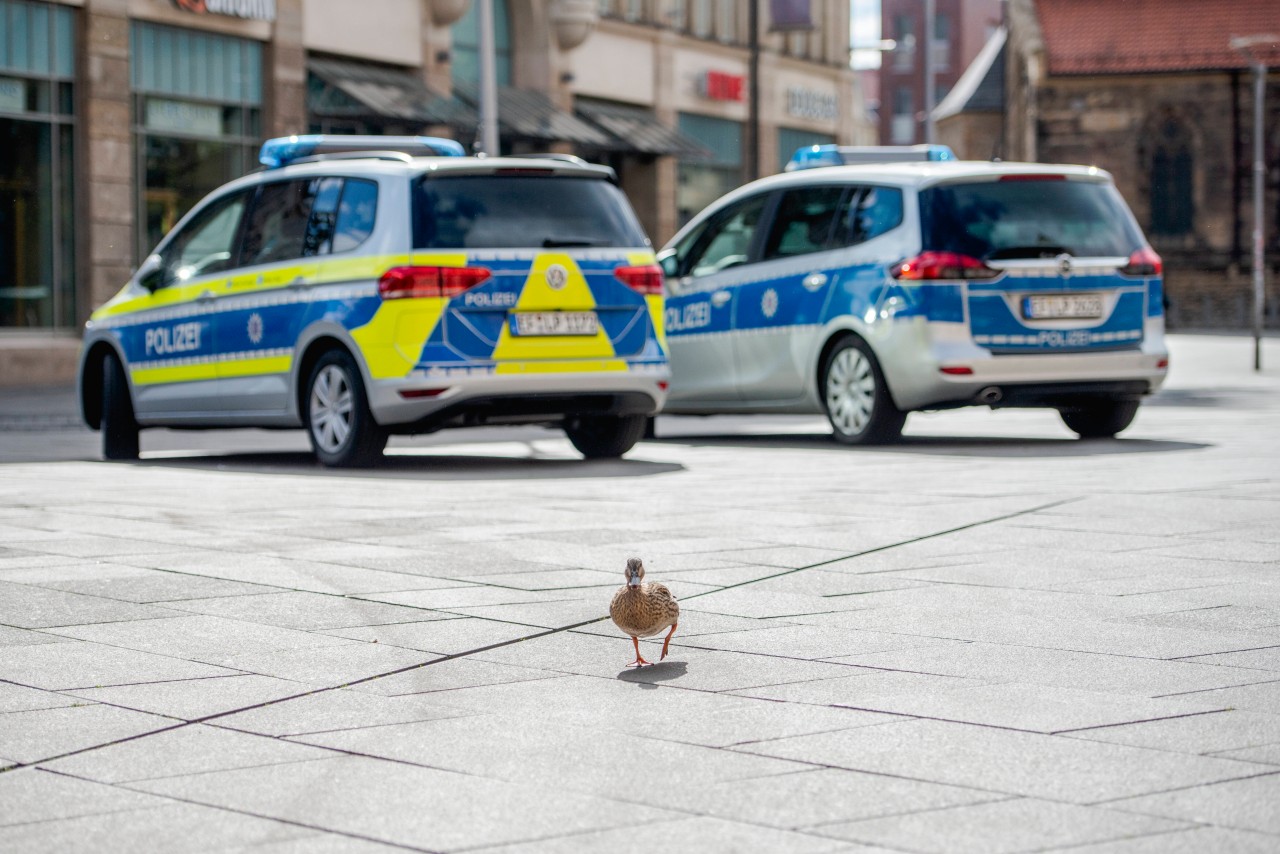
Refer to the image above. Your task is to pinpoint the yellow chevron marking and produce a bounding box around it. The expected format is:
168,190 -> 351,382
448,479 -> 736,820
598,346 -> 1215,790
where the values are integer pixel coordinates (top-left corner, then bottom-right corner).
492,254 -> 615,362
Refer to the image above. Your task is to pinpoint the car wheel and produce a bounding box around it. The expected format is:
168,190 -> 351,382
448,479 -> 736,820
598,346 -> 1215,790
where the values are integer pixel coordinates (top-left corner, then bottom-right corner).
564,414 -> 648,459
306,350 -> 387,467
822,336 -> 906,445
101,351 -> 140,461
1059,399 -> 1140,439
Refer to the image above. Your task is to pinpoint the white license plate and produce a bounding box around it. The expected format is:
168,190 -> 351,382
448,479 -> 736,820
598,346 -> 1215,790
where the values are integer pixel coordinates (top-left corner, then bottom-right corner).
1021,293 -> 1104,320
511,311 -> 599,336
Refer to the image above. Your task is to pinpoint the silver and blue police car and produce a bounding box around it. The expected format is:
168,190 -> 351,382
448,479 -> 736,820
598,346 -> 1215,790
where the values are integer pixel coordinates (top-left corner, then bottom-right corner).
79,136 -> 669,466
659,145 -> 1169,443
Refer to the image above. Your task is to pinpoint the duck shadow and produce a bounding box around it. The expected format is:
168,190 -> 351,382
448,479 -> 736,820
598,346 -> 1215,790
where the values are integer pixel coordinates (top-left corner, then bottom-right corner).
616,659 -> 688,688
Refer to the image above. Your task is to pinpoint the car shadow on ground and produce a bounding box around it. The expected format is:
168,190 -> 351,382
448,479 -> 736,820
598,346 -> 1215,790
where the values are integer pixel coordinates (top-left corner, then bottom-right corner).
652,433 -> 1209,458
130,450 -> 686,480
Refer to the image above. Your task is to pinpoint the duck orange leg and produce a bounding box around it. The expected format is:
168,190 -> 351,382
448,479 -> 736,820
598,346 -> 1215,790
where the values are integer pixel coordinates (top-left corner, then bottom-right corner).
628,635 -> 651,667
660,622 -> 678,660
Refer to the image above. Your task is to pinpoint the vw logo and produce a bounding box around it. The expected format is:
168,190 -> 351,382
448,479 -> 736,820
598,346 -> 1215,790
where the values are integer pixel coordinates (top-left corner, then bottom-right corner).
1057,253 -> 1073,278
545,264 -> 568,290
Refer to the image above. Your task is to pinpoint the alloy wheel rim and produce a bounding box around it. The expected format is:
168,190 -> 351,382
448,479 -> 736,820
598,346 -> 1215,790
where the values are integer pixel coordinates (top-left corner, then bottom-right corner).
309,365 -> 354,453
826,348 -> 876,436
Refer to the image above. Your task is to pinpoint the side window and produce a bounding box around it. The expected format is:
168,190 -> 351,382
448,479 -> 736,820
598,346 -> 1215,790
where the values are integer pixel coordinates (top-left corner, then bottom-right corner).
240,180 -> 317,266
303,177 -> 343,256
761,186 -> 845,260
682,194 -> 770,278
159,190 -> 250,286
835,186 -> 904,247
332,179 -> 378,253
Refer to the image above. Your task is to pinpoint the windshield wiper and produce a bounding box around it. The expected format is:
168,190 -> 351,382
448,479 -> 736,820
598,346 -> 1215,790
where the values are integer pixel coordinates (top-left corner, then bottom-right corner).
985,245 -> 1070,261
542,238 -> 608,248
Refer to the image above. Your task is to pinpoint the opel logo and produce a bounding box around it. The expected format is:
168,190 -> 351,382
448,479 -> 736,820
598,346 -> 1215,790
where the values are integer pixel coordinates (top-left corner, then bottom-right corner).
546,264 -> 568,290
1056,253 -> 1073,278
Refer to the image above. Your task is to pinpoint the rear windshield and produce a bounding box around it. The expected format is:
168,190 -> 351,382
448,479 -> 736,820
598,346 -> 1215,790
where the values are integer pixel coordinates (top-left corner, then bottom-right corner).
919,178 -> 1144,260
413,174 -> 649,249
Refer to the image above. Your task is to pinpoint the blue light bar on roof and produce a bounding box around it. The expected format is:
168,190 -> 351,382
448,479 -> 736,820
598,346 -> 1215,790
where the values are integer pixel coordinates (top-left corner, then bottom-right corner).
258,134 -> 467,168
785,144 -> 957,171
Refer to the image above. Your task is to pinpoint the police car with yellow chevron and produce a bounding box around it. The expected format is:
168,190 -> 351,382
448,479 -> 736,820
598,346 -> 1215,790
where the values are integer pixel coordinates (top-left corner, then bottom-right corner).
78,135 -> 669,466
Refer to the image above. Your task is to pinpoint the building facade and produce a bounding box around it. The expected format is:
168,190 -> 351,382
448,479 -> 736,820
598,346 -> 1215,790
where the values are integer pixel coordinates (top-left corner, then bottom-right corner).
878,0 -> 1002,145
0,0 -> 863,385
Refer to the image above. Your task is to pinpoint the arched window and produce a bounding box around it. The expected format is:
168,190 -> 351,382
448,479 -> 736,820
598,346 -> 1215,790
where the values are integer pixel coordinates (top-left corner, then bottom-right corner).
1149,117 -> 1193,236
452,0 -> 512,87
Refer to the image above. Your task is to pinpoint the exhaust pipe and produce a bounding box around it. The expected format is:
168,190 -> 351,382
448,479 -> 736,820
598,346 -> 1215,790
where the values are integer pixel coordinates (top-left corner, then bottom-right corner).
977,386 -> 1003,405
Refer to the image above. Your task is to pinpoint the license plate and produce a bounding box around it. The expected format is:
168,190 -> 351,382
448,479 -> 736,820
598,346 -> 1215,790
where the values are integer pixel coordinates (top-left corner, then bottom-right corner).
1021,293 -> 1104,320
510,311 -> 599,336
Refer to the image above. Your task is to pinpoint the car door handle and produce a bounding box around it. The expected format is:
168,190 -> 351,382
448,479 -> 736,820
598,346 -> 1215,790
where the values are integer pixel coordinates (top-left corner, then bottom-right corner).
711,290 -> 731,307
196,289 -> 217,303
803,272 -> 829,292
287,276 -> 308,289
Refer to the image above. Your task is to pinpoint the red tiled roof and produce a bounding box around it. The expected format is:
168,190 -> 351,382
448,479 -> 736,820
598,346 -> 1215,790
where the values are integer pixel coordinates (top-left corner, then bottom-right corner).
1038,0 -> 1280,75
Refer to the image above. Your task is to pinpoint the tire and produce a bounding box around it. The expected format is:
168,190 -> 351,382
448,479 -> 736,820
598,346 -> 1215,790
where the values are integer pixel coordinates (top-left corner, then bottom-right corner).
305,350 -> 387,467
101,351 -> 140,461
1059,399 -> 1140,439
821,336 -> 906,445
564,414 -> 648,459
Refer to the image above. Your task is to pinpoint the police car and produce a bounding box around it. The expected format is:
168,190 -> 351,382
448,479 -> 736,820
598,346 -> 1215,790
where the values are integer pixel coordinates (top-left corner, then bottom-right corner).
79,135 -> 669,466
659,146 -> 1168,442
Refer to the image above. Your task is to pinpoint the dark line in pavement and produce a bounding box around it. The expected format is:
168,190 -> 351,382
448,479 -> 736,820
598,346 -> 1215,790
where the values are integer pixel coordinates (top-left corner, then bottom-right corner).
0,496 -> 1074,775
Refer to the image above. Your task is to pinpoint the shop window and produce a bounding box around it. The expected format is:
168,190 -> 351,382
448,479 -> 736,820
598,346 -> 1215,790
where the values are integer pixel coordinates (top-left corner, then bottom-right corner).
0,0 -> 76,330
452,0 -> 512,86
692,0 -> 712,38
677,112 -> 743,225
777,127 -> 835,174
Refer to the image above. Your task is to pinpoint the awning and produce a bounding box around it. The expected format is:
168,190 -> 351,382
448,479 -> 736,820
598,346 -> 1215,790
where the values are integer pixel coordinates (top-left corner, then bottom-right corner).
575,99 -> 712,159
308,56 -> 476,127
452,83 -> 612,147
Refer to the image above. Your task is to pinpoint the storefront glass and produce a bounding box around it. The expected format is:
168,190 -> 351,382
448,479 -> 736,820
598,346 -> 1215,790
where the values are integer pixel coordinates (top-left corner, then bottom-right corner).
452,0 -> 512,86
676,112 -> 742,226
0,0 -> 75,330
131,22 -> 262,260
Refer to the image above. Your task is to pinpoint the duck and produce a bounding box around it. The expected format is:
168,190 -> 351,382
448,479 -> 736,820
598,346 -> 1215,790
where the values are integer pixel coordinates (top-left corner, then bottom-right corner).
609,557 -> 679,667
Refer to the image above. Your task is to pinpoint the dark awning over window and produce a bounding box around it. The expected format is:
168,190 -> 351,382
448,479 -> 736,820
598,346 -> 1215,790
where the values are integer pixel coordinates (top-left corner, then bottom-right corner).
452,83 -> 612,147
575,99 -> 712,158
309,56 -> 476,127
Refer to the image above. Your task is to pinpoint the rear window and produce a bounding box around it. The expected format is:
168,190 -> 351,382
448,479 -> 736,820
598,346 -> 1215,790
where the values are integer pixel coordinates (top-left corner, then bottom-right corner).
919,178 -> 1144,260
413,175 -> 649,249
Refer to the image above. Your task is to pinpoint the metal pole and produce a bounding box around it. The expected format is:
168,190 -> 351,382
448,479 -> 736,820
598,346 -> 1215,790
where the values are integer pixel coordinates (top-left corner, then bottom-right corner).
1251,61 -> 1265,371
478,0 -> 499,156
747,0 -> 760,182
923,0 -> 935,144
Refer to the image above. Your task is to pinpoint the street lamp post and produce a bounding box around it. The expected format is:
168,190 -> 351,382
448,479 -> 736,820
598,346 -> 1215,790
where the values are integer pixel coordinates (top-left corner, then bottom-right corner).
1230,34 -> 1276,371
477,0 -> 499,156
923,0 -> 935,144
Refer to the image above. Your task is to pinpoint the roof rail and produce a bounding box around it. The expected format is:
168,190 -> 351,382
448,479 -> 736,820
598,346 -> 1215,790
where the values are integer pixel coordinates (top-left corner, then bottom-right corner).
259,134 -> 466,169
785,144 -> 957,172
284,150 -> 416,166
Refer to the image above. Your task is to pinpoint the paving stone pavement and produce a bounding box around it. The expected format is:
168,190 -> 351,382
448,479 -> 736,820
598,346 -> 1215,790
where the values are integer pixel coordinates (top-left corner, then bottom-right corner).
1,333 -> 1279,853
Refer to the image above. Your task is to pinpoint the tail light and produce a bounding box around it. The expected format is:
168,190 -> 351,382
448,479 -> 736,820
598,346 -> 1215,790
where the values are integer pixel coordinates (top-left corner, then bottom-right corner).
1120,247 -> 1162,277
893,251 -> 998,281
614,264 -> 664,296
378,265 -> 492,299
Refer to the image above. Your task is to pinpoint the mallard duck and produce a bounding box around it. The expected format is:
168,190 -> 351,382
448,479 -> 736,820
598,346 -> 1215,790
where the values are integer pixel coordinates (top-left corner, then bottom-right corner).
609,557 -> 679,667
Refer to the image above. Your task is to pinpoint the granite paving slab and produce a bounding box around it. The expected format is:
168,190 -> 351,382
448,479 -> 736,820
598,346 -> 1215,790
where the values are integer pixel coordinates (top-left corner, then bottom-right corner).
1106,772 -> 1280,835
814,796 -> 1191,853
831,640 -> 1280,695
1064,708 -> 1280,755
44,722 -> 336,783
32,570 -> 271,603
214,687 -> 474,737
45,614 -> 358,665
1179,645 -> 1280,671
1162,678 -> 1280,713
213,640 -> 434,687
821,681 -> 1227,734
674,623 -> 972,661
322,615 -> 541,654
127,754 -> 681,851
0,625 -> 71,647
163,591 -> 434,631
733,718 -> 1275,804
1213,743 -> 1280,765
0,802 -> 317,853
1055,827 -> 1280,853
67,674 -> 313,721
0,580 -> 177,628
0,703 -> 177,765
0,640 -> 235,691
466,816 -> 862,854
729,669 -> 992,706
343,656 -> 563,697
0,767 -> 167,827
0,682 -> 81,714
136,551 -> 446,595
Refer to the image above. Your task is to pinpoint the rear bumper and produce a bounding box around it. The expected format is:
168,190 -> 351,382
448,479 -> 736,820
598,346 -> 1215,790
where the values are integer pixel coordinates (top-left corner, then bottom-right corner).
367,368 -> 668,431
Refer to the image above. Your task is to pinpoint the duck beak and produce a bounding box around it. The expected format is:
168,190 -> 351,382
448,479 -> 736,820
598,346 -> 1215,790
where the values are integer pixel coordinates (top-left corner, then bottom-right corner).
627,576 -> 641,587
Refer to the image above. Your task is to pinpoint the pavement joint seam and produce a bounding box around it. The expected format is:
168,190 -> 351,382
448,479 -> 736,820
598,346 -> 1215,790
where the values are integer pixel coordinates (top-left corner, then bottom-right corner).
0,496 -> 1081,777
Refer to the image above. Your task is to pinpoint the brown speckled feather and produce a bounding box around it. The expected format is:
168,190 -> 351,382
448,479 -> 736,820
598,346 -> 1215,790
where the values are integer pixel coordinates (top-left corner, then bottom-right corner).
610,582 -> 679,638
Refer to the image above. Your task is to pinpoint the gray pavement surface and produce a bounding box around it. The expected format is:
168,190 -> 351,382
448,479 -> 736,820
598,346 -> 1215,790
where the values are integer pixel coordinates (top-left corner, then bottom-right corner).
1,333 -> 1279,853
